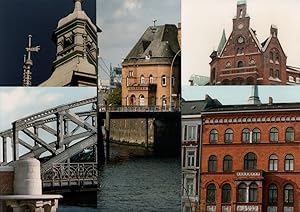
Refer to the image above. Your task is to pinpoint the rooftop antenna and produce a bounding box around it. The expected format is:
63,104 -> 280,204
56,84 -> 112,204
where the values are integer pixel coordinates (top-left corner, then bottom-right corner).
22,35 -> 40,86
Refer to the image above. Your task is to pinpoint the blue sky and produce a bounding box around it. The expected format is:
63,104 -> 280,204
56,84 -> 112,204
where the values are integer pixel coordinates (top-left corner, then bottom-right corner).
182,86 -> 300,105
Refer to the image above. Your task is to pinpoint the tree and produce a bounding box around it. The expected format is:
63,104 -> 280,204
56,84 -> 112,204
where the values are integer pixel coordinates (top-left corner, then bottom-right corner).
106,86 -> 122,106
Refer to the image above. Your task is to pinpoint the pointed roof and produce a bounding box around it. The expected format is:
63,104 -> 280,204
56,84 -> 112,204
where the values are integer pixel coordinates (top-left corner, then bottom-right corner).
217,29 -> 227,56
57,0 -> 96,31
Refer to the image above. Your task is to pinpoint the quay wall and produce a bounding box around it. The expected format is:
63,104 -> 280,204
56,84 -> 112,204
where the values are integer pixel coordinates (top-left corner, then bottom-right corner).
107,113 -> 181,156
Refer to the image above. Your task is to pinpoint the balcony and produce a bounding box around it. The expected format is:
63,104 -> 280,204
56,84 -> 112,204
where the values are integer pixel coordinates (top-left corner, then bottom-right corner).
127,83 -> 157,92
235,170 -> 264,180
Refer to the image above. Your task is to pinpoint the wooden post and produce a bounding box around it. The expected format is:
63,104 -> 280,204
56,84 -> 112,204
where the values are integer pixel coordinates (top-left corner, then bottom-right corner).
145,118 -> 149,149
105,112 -> 110,162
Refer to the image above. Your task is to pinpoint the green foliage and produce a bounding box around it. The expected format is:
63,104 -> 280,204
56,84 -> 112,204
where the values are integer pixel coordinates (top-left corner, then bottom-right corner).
106,86 -> 122,106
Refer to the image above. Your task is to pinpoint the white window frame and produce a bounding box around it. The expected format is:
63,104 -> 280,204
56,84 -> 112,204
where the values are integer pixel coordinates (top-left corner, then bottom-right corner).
184,175 -> 196,197
186,149 -> 196,168
187,125 -> 197,140
162,75 -> 167,86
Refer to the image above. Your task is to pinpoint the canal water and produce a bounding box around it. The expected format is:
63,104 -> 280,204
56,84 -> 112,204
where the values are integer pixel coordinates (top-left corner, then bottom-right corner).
57,144 -> 181,212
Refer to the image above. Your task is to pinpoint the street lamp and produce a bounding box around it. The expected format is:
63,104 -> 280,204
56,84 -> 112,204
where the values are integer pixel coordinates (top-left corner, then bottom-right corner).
170,49 -> 181,111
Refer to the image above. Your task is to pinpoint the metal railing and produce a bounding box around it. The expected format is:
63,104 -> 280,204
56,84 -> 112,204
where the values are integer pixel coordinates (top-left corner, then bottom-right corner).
42,162 -> 98,188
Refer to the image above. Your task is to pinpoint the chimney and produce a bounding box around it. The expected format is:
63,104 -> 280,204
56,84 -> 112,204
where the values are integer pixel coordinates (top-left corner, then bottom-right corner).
270,25 -> 278,37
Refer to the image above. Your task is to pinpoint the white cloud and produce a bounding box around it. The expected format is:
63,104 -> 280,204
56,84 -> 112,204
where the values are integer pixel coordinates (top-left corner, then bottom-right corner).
113,0 -> 142,18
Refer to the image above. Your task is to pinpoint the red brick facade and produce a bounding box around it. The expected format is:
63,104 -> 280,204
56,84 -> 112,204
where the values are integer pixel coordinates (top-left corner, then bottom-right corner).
200,109 -> 300,212
209,2 -> 300,85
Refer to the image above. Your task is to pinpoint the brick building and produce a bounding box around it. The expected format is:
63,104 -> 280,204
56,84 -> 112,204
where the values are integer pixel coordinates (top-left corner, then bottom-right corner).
181,90 -> 300,212
209,1 -> 300,85
121,24 -> 181,110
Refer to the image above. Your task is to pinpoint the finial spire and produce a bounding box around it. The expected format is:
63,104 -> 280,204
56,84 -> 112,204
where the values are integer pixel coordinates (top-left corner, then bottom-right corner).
23,34 -> 40,86
73,0 -> 83,12
248,85 -> 261,105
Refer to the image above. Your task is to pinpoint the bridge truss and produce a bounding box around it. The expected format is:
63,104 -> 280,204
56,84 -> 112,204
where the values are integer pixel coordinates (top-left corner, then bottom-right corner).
0,97 -> 98,174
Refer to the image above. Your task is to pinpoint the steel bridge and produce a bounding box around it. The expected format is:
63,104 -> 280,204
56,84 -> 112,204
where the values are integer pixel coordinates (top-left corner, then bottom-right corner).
0,96 -> 178,189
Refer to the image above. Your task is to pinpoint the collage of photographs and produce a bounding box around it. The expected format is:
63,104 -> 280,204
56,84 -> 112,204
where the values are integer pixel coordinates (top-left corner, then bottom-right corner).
0,0 -> 299,211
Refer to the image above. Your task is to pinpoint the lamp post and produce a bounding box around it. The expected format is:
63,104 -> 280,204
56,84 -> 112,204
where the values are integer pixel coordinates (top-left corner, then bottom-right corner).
170,49 -> 181,111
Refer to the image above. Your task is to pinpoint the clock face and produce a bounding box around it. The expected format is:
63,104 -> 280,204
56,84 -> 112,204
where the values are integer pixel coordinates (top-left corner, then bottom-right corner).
238,36 -> 244,44
238,23 -> 244,29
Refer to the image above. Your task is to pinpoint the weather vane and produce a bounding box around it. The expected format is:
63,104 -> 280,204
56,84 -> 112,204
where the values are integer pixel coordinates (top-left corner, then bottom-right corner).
151,18 -> 157,33
22,35 -> 40,86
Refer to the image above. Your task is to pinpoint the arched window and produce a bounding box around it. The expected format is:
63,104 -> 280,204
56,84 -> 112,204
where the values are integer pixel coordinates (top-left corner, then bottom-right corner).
268,184 -> 277,204
269,52 -> 274,61
275,53 -> 280,64
249,183 -> 258,202
208,155 -> 217,172
286,127 -> 295,142
244,152 -> 257,170
269,68 -> 274,77
126,76 -> 129,87
284,184 -> 294,205
129,95 -> 136,106
172,75 -> 175,87
224,128 -> 233,143
161,75 -> 167,86
223,155 -> 233,172
237,183 -> 247,202
139,95 -> 145,106
140,75 -> 145,84
149,75 -> 154,84
207,184 -> 216,204
161,95 -> 167,109
237,61 -> 243,68
210,129 -> 218,144
222,184 -> 231,203
269,154 -> 278,171
285,154 -> 294,171
242,128 -> 250,143
270,128 -> 278,143
252,128 -> 260,143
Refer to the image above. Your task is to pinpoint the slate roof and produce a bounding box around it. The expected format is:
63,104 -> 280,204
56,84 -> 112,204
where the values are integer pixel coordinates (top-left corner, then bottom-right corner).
181,95 -> 222,115
123,24 -> 180,62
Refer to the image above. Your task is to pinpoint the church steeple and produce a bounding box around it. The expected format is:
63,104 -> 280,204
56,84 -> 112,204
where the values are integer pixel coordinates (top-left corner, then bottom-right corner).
233,0 -> 250,31
40,0 -> 99,86
237,0 -> 247,19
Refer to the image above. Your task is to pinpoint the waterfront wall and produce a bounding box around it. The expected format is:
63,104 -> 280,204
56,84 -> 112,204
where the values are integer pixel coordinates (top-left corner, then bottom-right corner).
108,113 -> 181,156
109,118 -> 154,148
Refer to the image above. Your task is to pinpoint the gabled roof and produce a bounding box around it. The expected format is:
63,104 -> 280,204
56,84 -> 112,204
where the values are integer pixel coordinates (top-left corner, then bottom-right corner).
124,24 -> 180,61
